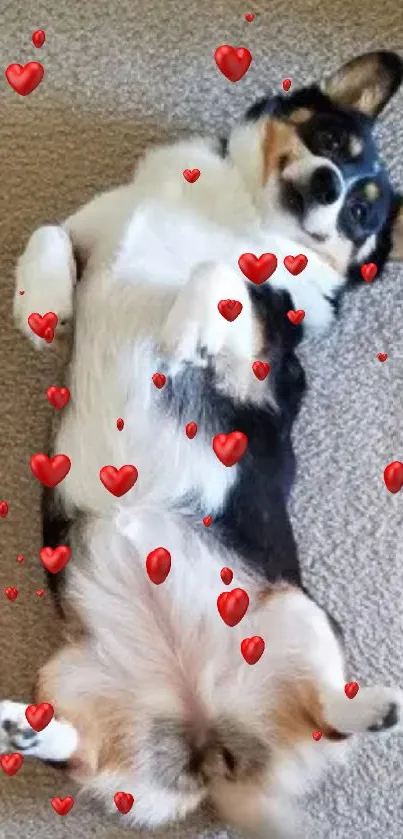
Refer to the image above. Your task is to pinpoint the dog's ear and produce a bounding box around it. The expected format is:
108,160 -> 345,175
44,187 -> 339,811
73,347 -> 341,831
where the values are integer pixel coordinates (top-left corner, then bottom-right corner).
390,196 -> 403,260
321,52 -> 403,118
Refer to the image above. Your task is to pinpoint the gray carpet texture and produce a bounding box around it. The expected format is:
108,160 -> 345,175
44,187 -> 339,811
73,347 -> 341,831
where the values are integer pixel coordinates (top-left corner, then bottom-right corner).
1,0 -> 403,837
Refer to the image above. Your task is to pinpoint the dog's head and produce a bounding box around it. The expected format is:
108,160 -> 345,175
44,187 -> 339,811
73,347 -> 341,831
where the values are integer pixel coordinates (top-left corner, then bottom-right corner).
241,51 -> 403,278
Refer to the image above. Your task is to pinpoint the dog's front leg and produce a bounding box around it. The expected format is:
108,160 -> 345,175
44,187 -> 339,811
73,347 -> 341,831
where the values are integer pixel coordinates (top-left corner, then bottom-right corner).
0,699 -> 78,763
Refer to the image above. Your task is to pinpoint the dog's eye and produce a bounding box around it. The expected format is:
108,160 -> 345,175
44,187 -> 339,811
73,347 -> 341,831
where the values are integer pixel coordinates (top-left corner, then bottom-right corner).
316,130 -> 342,154
350,199 -> 369,223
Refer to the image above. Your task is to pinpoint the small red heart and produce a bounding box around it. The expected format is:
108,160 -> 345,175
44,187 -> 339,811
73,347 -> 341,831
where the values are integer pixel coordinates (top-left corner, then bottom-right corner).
1,753 -> 24,776
241,635 -> 265,664
217,299 -> 243,322
19,290 -> 25,295
36,589 -> 45,597
32,30 -> 46,48
214,45 -> 252,83
384,461 -> 403,494
16,554 -> 25,563
30,453 -> 71,488
213,431 -> 248,467
344,681 -> 360,699
360,262 -> 378,282
238,252 -> 278,285
287,309 -> 305,326
244,13 -> 255,22
4,587 -> 18,602
203,515 -> 213,527
40,545 -> 71,574
46,386 -> 71,410
282,78 -> 292,92
146,547 -> 171,585
377,353 -> 388,362
117,418 -> 125,430
185,422 -> 198,439
152,373 -> 166,389
5,62 -> 44,96
0,501 -> 9,517
252,361 -> 270,381
50,797 -> 75,816
217,587 -> 249,626
26,702 -> 54,731
100,465 -> 139,497
114,791 -> 135,814
220,567 -> 233,585
284,254 -> 308,275
183,169 -> 200,183
312,730 -> 322,741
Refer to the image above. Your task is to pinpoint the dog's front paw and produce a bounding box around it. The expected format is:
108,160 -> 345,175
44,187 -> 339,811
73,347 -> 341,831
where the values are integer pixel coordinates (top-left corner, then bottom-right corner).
13,226 -> 76,349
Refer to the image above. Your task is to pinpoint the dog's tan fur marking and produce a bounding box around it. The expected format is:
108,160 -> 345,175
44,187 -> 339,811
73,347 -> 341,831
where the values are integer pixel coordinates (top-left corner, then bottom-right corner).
271,678 -> 348,744
262,118 -> 306,185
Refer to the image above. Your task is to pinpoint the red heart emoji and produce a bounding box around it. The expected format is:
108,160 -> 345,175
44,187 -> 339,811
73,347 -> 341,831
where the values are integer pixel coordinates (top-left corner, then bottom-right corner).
36,589 -> 45,597
241,635 -> 265,664
5,62 -> 44,96
26,702 -> 54,731
214,45 -> 252,83
344,681 -> 359,699
46,386 -> 71,410
146,547 -> 171,585
220,567 -> 233,585
19,290 -> 25,295
40,545 -> 71,574
238,252 -> 278,285
100,465 -> 138,497
361,262 -> 378,282
252,361 -> 270,381
28,311 -> 58,342
217,587 -> 249,626
284,254 -> 308,275
1,753 -> 24,776
183,169 -> 200,183
4,587 -> 18,602
185,422 -> 198,439
50,797 -> 75,816
287,310 -> 305,326
384,461 -> 403,494
312,730 -> 322,741
30,453 -> 71,488
0,500 -> 9,517
282,78 -> 292,91
203,515 -> 213,527
213,431 -> 248,467
152,373 -> 166,389
16,554 -> 25,563
114,792 -> 135,814
32,30 -> 46,48
244,13 -> 255,21
377,353 -> 388,362
117,417 -> 125,430
217,299 -> 243,322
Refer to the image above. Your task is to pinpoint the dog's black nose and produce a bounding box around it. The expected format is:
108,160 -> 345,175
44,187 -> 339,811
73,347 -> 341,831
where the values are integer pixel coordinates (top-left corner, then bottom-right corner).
309,166 -> 341,205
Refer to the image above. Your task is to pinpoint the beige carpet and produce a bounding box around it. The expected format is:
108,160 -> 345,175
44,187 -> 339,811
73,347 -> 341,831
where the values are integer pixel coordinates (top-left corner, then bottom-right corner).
1,1 -> 403,836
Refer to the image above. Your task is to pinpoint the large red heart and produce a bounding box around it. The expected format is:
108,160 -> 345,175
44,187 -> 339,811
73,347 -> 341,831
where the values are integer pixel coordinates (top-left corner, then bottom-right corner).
212,431 -> 248,467
214,45 -> 252,83
283,254 -> 308,275
1,753 -> 24,776
5,62 -> 44,96
384,461 -> 403,494
183,169 -> 200,183
0,501 -> 9,517
217,588 -> 249,626
99,465 -> 138,497
360,262 -> 378,282
252,361 -> 270,381
46,386 -> 71,409
287,310 -> 305,326
114,792 -> 135,814
344,682 -> 359,699
28,311 -> 58,343
217,299 -> 243,321
30,453 -> 71,487
241,635 -> 265,664
39,545 -> 71,574
50,797 -> 75,816
146,547 -> 171,585
4,587 -> 18,602
25,702 -> 54,731
238,252 -> 278,285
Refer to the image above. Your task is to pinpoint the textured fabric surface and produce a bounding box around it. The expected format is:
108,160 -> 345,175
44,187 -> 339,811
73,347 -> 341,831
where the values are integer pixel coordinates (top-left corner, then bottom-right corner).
1,1 -> 402,837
